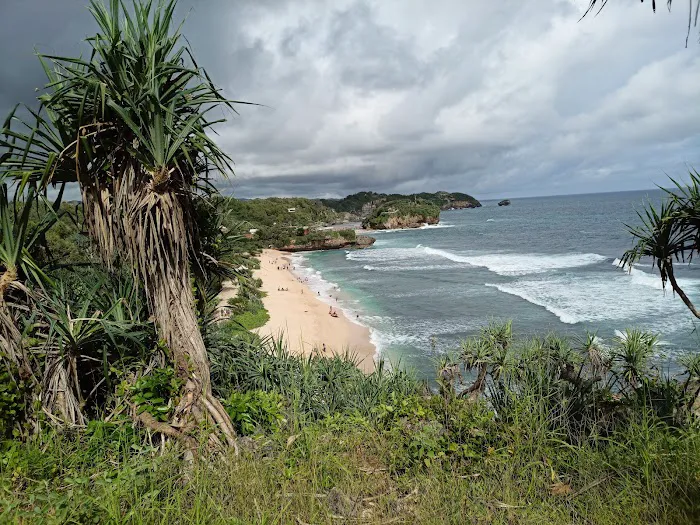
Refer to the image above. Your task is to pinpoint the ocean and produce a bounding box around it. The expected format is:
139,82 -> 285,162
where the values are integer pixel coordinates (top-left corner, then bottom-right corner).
291,190 -> 700,378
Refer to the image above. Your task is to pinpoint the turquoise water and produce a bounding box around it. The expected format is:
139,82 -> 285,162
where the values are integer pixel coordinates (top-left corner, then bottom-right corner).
292,190 -> 700,378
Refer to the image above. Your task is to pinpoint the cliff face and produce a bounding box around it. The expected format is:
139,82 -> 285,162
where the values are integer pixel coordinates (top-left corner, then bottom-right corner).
279,235 -> 375,252
368,214 -> 439,230
442,200 -> 480,210
362,200 -> 441,230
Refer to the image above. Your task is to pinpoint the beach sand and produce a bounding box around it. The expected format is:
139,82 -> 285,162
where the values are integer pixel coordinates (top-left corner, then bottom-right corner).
254,249 -> 376,373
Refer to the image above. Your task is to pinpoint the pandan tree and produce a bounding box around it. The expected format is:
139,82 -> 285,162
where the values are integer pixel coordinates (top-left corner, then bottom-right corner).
621,172 -> 700,319
1,0 -> 250,448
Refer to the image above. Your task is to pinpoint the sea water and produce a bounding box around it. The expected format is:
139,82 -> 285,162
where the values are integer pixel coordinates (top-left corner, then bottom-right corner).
292,190 -> 700,378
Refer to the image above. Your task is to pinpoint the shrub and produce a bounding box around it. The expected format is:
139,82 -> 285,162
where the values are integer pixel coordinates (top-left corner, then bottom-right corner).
0,366 -> 26,439
122,367 -> 182,422
223,390 -> 286,435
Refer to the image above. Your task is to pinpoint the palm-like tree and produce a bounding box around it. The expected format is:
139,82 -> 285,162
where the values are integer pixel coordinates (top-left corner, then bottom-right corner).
621,173 -> 700,319
1,0 -> 249,446
611,329 -> 658,390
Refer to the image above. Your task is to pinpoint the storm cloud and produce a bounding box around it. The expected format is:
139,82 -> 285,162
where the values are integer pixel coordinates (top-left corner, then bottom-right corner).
1,0 -> 698,199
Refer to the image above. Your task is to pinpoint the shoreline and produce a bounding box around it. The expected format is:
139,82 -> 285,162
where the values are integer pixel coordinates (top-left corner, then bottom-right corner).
254,249 -> 376,373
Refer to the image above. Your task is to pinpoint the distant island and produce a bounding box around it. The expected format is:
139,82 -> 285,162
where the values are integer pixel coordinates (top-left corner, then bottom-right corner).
225,191 -> 481,250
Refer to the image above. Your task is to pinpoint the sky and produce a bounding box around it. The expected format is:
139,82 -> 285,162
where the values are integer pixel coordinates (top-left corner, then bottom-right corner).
0,0 -> 698,200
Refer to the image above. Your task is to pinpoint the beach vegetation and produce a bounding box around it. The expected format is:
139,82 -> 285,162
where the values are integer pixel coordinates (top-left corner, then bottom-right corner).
2,325 -> 699,523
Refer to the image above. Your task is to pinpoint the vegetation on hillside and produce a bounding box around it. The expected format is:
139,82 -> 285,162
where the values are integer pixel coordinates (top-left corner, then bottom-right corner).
0,0 -> 247,447
362,199 -> 441,229
2,324 -> 699,523
324,191 -> 481,214
226,197 -> 338,228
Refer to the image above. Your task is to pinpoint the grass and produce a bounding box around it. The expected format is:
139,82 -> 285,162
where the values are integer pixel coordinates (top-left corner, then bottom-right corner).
2,327 -> 700,523
231,307 -> 270,330
1,397 -> 698,524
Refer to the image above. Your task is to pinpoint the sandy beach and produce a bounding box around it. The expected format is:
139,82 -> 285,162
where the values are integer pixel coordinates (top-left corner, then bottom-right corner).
253,249 -> 376,373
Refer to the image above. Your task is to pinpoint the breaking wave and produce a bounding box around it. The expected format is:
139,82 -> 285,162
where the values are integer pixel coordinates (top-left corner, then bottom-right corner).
423,247 -> 607,276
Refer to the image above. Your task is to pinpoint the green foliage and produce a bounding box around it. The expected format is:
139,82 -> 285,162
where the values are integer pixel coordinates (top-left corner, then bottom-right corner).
0,367 -> 26,439
323,190 -> 481,214
223,390 -> 285,435
362,199 -> 441,229
337,228 -> 356,241
226,197 -> 338,229
230,308 -> 269,330
125,367 -> 182,422
621,170 -> 700,318
206,329 -> 419,417
2,369 -> 699,523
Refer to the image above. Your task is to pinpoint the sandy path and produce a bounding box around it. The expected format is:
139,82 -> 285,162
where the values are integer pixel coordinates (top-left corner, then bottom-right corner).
254,249 -> 376,373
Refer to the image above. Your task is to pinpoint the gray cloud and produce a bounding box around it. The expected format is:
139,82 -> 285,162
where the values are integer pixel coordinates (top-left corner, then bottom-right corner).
2,0 -> 698,200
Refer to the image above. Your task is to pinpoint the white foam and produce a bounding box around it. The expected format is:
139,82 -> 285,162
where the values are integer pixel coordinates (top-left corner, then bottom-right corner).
419,223 -> 455,229
362,263 -> 463,272
486,272 -> 698,334
612,258 -> 699,290
424,247 -> 607,276
487,219 -> 495,222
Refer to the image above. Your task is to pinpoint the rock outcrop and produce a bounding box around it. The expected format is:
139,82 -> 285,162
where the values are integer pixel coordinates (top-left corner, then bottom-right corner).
442,199 -> 480,210
367,214 -> 439,230
362,200 -> 441,230
279,235 -> 375,252
498,199 -> 511,207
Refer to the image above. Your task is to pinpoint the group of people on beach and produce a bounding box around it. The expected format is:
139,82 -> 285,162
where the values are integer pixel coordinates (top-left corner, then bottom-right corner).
328,306 -> 339,318
277,286 -> 290,291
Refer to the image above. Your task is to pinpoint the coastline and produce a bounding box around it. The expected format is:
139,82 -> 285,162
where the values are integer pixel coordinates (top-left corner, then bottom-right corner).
254,249 -> 376,373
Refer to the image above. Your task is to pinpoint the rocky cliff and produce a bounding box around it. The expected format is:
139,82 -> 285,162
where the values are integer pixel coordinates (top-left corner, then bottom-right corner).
443,199 -> 480,210
362,200 -> 441,230
279,235 -> 375,252
366,214 -> 439,230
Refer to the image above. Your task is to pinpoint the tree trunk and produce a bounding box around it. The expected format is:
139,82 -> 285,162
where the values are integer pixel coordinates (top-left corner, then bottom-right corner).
80,162 -> 236,449
460,363 -> 488,399
666,262 -> 700,319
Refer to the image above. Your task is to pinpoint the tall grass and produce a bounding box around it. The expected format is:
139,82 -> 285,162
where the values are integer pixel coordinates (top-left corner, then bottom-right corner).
2,324 -> 699,524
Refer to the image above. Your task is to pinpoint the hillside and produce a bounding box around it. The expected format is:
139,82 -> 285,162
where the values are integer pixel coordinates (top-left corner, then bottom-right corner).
226,197 -> 338,228
323,191 -> 481,215
362,199 -> 441,230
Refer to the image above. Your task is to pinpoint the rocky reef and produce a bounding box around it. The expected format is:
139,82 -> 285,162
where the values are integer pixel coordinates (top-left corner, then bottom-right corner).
498,199 -> 511,207
443,199 -> 480,210
280,234 -> 375,252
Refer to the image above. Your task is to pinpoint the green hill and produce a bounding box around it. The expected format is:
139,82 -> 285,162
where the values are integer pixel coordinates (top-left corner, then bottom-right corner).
322,191 -> 481,215
362,199 -> 441,230
226,197 -> 338,227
